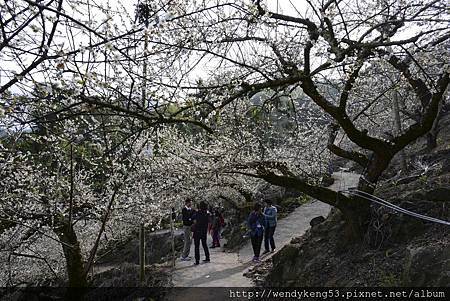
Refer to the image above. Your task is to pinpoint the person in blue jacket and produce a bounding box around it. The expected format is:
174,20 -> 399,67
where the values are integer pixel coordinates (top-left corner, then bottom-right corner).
262,199 -> 277,254
247,203 -> 265,262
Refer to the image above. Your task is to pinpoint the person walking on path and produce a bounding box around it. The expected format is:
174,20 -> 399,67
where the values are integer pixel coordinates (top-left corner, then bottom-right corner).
192,201 -> 210,265
181,199 -> 194,261
208,205 -> 214,242
211,208 -> 223,248
248,203 -> 265,262
262,199 -> 277,254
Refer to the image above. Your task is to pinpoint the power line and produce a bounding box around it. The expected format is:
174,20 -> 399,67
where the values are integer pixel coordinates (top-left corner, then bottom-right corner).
339,189 -> 450,226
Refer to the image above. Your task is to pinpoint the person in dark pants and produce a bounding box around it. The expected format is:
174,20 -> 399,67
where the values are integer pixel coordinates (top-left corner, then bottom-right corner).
262,199 -> 277,254
211,208 -> 223,248
248,203 -> 265,262
192,201 -> 210,265
181,199 -> 194,261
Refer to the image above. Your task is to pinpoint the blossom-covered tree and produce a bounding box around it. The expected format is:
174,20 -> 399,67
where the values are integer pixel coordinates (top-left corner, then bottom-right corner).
0,100 -> 160,286
1,0 -> 449,287
137,0 -> 449,239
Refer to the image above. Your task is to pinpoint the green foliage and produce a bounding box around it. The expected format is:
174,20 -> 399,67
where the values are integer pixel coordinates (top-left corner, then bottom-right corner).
419,175 -> 428,185
173,221 -> 183,229
379,272 -> 400,287
248,106 -> 263,121
279,195 -> 310,208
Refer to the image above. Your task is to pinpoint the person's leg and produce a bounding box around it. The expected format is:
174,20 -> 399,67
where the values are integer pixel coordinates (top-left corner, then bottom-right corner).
216,229 -> 221,247
211,230 -> 216,247
194,236 -> 200,264
263,227 -> 270,252
255,235 -> 263,258
213,229 -> 220,247
209,225 -> 214,245
182,226 -> 191,258
201,236 -> 210,261
269,226 -> 276,251
250,236 -> 257,258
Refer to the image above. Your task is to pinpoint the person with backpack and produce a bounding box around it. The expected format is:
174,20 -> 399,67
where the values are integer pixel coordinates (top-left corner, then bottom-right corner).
191,201 -> 210,265
262,199 -> 277,254
247,203 -> 265,262
181,198 -> 194,261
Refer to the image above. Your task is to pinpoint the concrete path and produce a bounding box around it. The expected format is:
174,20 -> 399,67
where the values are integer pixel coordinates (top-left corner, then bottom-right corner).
170,172 -> 359,292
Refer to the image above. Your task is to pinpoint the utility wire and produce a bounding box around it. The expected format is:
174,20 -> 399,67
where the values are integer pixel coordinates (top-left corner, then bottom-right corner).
339,189 -> 450,226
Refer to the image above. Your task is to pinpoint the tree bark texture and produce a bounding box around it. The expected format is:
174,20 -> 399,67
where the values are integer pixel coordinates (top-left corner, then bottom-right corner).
53,219 -> 88,288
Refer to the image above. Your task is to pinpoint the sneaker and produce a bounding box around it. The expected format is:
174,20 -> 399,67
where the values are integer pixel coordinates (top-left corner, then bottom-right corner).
262,250 -> 270,255
203,259 -> 210,263
194,262 -> 199,265
253,257 -> 260,262
271,249 -> 275,253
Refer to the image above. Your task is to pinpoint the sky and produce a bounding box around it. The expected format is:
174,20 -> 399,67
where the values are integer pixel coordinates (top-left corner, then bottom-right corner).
0,0 -> 301,94
1,0 -> 444,98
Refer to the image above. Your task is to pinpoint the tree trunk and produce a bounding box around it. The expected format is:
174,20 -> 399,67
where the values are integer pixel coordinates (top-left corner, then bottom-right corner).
392,89 -> 408,172
357,153 -> 390,193
339,153 -> 392,241
53,219 -> 87,288
425,96 -> 443,150
339,197 -> 371,242
426,131 -> 438,150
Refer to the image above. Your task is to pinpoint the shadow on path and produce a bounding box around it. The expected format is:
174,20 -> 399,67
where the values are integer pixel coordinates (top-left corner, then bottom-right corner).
182,263 -> 252,287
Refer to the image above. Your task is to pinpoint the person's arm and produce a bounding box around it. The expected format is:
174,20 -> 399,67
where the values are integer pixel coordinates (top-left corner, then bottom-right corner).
259,215 -> 265,228
191,211 -> 198,228
248,213 -> 255,230
264,208 -> 275,219
182,208 -> 187,224
188,210 -> 194,224
191,219 -> 196,236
